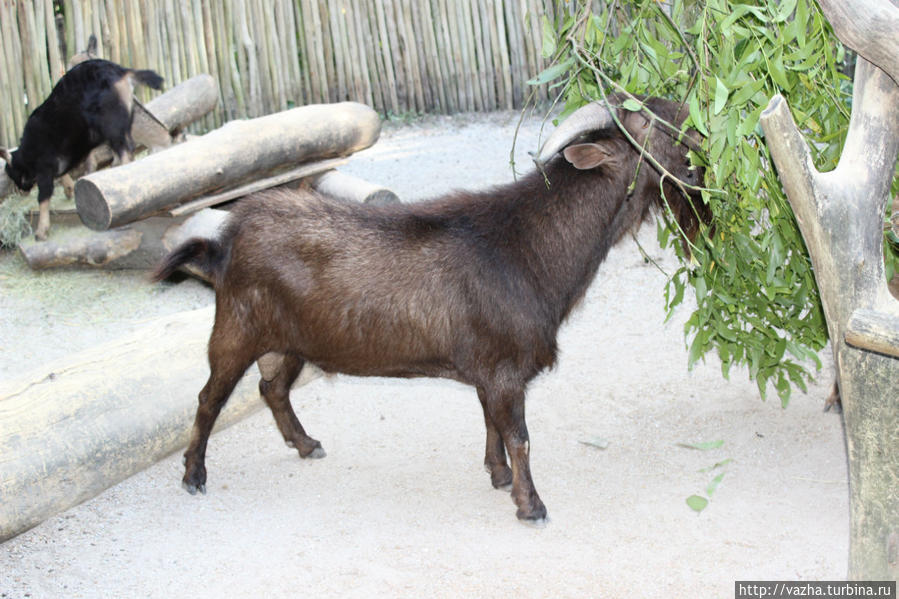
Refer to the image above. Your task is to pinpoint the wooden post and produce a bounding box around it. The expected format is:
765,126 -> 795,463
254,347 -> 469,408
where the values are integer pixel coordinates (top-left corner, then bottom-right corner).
760,53 -> 899,580
75,102 -> 381,230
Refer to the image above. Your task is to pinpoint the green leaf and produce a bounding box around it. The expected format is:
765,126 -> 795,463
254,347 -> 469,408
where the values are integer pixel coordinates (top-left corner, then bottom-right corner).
686,495 -> 709,513
541,16 -> 556,59
769,50 -> 791,90
579,437 -> 610,450
730,79 -> 766,107
688,92 -> 709,136
736,105 -> 765,137
713,77 -> 729,115
777,0 -> 799,21
706,472 -> 726,497
621,98 -> 643,112
677,440 -> 725,451
527,58 -> 574,86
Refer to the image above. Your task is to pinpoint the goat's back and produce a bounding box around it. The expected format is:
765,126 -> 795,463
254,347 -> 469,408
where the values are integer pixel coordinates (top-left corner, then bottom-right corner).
17,59 -> 159,171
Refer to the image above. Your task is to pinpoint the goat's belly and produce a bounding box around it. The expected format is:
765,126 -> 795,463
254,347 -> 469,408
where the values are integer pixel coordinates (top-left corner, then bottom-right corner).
279,292 -> 462,378
306,351 -> 459,381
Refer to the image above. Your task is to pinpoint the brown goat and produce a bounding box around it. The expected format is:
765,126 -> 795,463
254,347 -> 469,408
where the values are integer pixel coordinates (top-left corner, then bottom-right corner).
153,97 -> 708,523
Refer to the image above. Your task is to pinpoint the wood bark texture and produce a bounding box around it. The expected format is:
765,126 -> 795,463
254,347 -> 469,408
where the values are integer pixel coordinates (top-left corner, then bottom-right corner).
74,102 -> 381,230
817,0 -> 899,86
760,57 -> 899,580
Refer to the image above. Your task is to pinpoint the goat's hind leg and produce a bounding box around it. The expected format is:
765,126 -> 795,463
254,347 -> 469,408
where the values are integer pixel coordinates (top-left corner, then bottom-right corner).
182,343 -> 255,495
258,352 -> 325,459
477,386 -> 512,489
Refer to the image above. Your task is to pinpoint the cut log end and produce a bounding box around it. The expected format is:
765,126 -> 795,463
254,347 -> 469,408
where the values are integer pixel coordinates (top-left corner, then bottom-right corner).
74,178 -> 112,231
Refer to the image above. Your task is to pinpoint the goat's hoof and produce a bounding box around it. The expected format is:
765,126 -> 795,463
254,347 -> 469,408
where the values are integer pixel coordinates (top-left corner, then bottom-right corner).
182,480 -> 206,495
515,500 -> 547,523
34,231 -> 48,242
518,515 -> 549,529
488,465 -> 513,490
302,446 -> 326,459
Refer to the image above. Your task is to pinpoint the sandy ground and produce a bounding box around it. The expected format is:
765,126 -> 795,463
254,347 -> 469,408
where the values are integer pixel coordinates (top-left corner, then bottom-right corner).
0,110 -> 848,598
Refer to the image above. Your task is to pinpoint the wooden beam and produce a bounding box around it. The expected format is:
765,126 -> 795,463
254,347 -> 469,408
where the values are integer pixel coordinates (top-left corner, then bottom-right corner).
169,157 -> 347,217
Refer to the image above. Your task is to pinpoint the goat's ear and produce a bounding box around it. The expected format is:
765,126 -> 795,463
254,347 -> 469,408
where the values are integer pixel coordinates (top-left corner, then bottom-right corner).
562,143 -> 614,170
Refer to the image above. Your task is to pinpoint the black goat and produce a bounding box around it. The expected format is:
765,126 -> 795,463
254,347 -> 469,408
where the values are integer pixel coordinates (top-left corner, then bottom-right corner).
1,58 -> 162,240
153,97 -> 708,523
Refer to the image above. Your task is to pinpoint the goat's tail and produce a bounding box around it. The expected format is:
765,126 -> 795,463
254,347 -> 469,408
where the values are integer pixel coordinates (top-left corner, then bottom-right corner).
151,237 -> 228,283
130,69 -> 164,91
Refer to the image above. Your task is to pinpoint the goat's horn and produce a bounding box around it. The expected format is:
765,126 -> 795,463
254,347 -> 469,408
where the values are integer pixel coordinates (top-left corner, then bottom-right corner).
534,102 -> 616,165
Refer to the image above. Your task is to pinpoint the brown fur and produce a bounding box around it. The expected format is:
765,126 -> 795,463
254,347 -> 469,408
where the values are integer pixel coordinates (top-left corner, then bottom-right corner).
153,97 -> 708,522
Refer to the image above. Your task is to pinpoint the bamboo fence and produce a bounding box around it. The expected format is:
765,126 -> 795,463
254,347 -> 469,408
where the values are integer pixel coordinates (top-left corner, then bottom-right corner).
0,0 -> 581,148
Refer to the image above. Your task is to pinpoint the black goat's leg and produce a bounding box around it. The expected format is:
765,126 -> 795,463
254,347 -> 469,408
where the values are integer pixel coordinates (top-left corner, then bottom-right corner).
109,133 -> 134,166
34,174 -> 54,240
258,352 -> 325,459
476,386 -> 512,489
482,383 -> 547,522
182,341 -> 254,494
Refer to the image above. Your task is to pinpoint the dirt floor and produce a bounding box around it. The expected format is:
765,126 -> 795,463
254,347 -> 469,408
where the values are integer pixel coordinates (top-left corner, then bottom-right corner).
0,110 -> 848,598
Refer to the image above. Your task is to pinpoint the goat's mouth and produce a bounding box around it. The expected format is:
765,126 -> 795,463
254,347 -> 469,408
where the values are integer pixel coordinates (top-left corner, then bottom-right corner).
10,178 -> 34,193
3,170 -> 33,192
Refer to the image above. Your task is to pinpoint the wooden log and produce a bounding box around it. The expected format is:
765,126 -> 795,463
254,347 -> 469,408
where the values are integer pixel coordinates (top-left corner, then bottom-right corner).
75,102 -> 381,231
17,215 -> 186,270
143,73 -> 220,134
0,306 -> 321,542
309,169 -> 400,205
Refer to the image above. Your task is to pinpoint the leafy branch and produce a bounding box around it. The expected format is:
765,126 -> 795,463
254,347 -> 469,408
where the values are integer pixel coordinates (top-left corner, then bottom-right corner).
531,0 -> 899,404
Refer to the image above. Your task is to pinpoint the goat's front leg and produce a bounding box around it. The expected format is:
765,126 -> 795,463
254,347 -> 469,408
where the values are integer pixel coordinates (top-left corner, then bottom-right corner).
34,174 -> 54,241
481,383 -> 546,523
476,386 -> 512,489
257,352 -> 325,459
